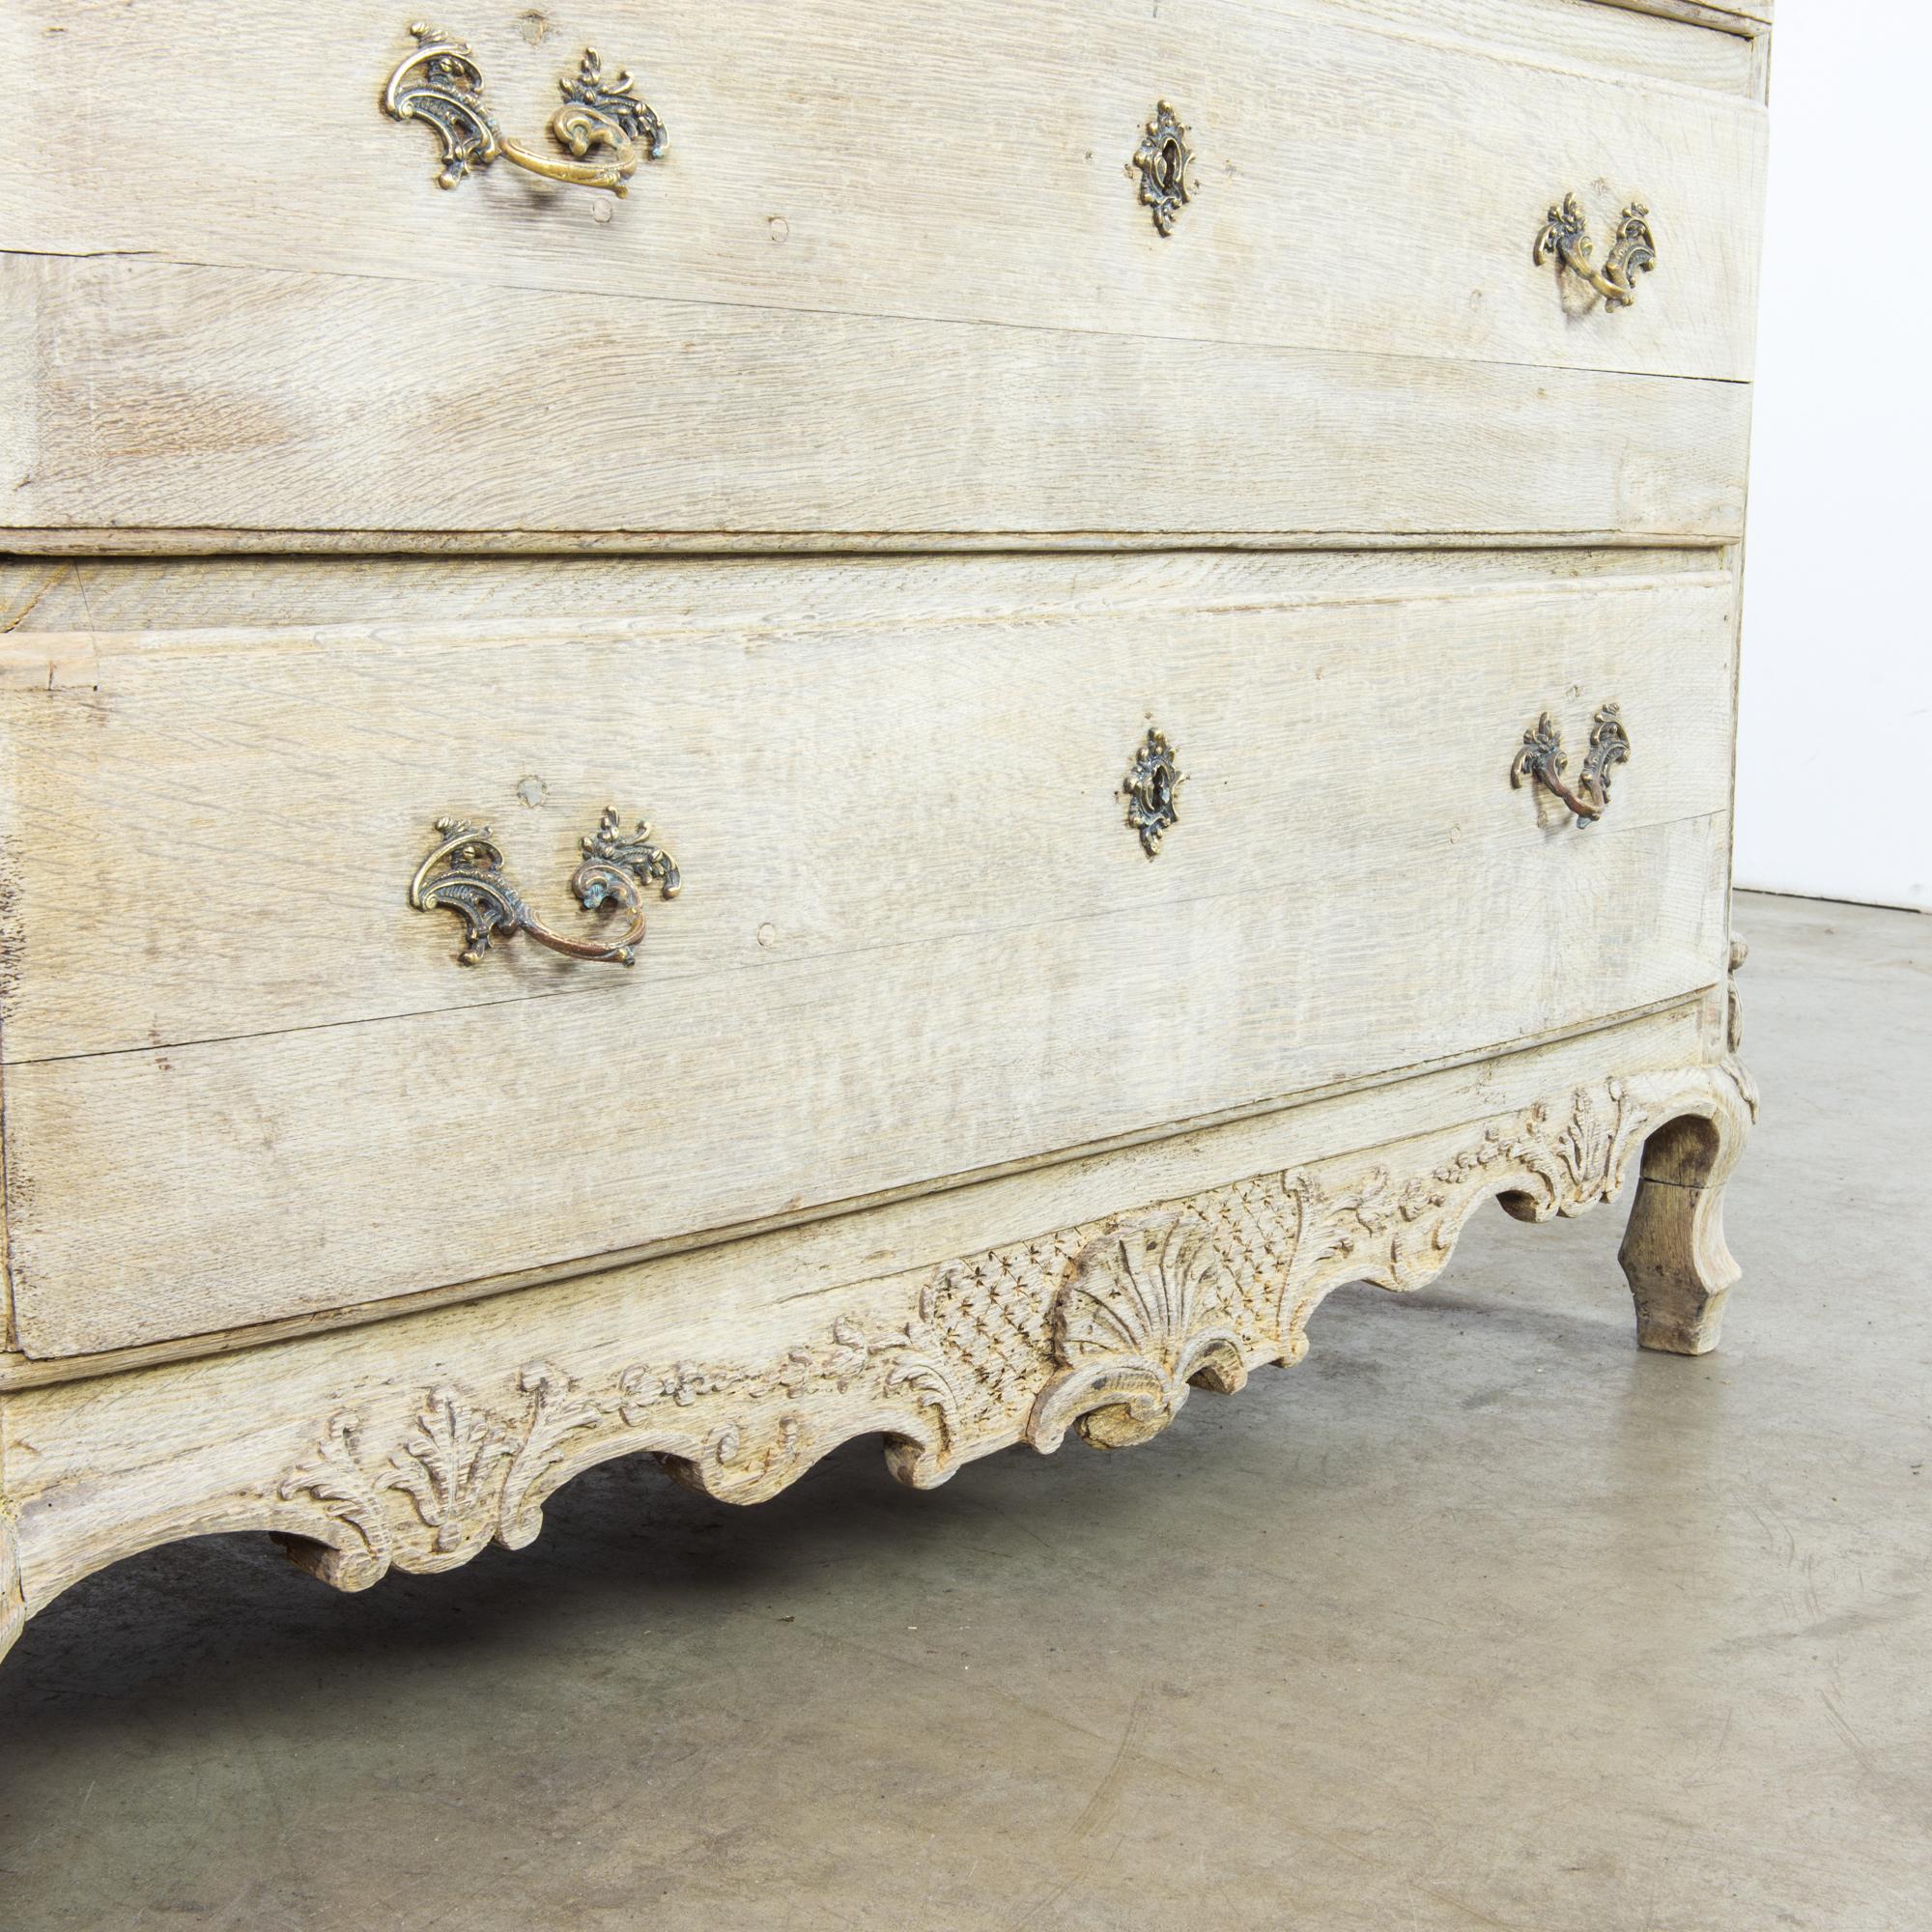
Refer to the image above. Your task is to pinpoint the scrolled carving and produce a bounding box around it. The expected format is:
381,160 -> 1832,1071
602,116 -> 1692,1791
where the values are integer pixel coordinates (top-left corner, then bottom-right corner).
497,1363 -> 611,1550
277,1411 -> 396,1592
385,1384 -> 515,1565
1029,1212 -> 1247,1452
241,1064 -> 1754,1622
278,1362 -> 608,1585
271,1313 -> 968,1590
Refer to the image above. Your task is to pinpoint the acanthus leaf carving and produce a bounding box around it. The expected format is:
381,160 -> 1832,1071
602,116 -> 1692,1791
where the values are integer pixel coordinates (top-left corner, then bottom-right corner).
260,1062 -> 1753,1607
497,1362 -> 611,1551
384,1384 -> 515,1569
277,1410 -> 395,1592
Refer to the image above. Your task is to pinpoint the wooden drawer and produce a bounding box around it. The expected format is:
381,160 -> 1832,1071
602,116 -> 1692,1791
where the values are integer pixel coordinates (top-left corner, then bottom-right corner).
0,556 -> 1737,1359
0,0 -> 1764,548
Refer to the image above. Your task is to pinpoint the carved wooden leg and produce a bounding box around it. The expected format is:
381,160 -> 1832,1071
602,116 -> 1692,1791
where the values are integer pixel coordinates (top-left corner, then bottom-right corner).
1620,941 -> 1757,1356
1619,1108 -> 1745,1355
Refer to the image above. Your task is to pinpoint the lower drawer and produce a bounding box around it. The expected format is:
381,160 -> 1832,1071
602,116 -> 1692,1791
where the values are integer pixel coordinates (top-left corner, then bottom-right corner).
0,556 -> 1737,1358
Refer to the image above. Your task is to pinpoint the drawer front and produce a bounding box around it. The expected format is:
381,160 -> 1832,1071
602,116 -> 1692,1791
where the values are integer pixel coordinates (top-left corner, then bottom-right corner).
0,0 -> 1764,546
0,560 -> 1736,1358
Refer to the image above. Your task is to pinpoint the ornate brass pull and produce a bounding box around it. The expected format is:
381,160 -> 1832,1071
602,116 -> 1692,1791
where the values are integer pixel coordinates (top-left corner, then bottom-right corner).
1534,194 -> 1657,310
383,23 -> 666,196
411,810 -> 681,966
1512,703 -> 1631,826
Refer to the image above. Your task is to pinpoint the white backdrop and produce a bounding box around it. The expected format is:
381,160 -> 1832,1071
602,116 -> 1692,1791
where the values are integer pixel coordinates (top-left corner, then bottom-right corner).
1736,2 -> 1932,911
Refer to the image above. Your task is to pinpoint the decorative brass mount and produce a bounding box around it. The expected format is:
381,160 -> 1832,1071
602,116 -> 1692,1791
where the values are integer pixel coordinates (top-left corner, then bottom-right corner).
1511,703 -> 1632,826
411,810 -> 681,966
1533,194 -> 1657,310
383,23 -> 666,195
1131,102 -> 1195,237
1123,726 -> 1186,856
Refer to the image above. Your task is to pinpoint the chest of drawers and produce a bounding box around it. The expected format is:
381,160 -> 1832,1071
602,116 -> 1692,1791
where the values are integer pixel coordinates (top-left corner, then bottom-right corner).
0,0 -> 1768,1664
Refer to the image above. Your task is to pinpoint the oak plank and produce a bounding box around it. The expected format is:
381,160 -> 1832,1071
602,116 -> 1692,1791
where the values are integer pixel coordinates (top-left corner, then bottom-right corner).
0,256 -> 1753,544
4,794 -> 1730,1358
0,546 -> 1725,637
0,0 -> 1766,383
0,571 -> 1739,1063
1329,0 -> 1756,88
1,1001 -> 1717,1612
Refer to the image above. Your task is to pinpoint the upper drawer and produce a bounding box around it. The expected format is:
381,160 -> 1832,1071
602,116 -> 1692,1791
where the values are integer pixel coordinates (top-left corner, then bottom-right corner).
0,0 -> 1766,549
0,555 -> 1736,1358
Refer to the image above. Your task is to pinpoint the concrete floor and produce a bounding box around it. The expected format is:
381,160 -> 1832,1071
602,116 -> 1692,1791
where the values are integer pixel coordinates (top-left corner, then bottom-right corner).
1,891 -> 1927,1931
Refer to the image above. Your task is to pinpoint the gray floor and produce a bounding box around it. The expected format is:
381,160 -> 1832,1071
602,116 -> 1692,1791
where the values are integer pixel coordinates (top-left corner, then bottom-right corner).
2,891 -> 1927,1932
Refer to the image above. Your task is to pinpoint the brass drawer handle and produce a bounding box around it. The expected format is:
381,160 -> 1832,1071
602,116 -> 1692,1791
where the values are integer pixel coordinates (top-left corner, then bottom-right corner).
411,810 -> 681,966
383,22 -> 666,196
1534,194 -> 1656,311
1511,703 -> 1631,826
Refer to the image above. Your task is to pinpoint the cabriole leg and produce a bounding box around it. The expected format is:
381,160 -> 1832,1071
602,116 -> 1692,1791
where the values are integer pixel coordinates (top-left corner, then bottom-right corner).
1620,1110 -> 1744,1355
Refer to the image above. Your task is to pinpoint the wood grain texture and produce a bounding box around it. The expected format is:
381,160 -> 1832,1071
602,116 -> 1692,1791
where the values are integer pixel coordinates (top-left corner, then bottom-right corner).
1615,936 -> 1757,1350
0,1010 -> 1753,1657
0,569 -> 1737,1358
1595,0 -> 1768,31
0,565 -> 1740,1061
1322,0 -> 1756,91
0,526 -> 1754,559
0,0 -> 1768,1673
0,0 -> 1765,547
0,545 -> 1727,637
0,0 -> 1766,376
0,995 -> 1711,1392
0,253 -> 1754,546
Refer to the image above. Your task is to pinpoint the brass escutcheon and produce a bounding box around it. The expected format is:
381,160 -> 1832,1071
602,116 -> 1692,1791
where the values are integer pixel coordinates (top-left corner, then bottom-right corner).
1123,726 -> 1187,856
383,22 -> 666,196
411,810 -> 681,966
1511,703 -> 1632,827
1131,102 -> 1195,237
1534,193 -> 1657,310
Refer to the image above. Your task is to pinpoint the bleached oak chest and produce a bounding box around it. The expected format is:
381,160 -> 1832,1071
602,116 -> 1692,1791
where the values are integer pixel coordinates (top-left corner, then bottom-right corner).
0,0 -> 1769,1665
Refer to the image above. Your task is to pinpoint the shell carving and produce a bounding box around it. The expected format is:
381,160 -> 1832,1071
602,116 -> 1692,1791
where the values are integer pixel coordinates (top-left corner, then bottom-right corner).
1029,1212 -> 1248,1452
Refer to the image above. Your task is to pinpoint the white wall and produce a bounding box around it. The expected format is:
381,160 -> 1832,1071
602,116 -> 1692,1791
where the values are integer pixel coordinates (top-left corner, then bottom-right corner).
1736,3 -> 1932,911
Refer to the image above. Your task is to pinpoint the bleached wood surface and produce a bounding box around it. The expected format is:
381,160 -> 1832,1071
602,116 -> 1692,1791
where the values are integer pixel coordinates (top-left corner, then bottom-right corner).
0,0 -> 1763,546
1,568 -> 1736,1358
0,0 -> 1769,1671
0,1001 -> 1754,1663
